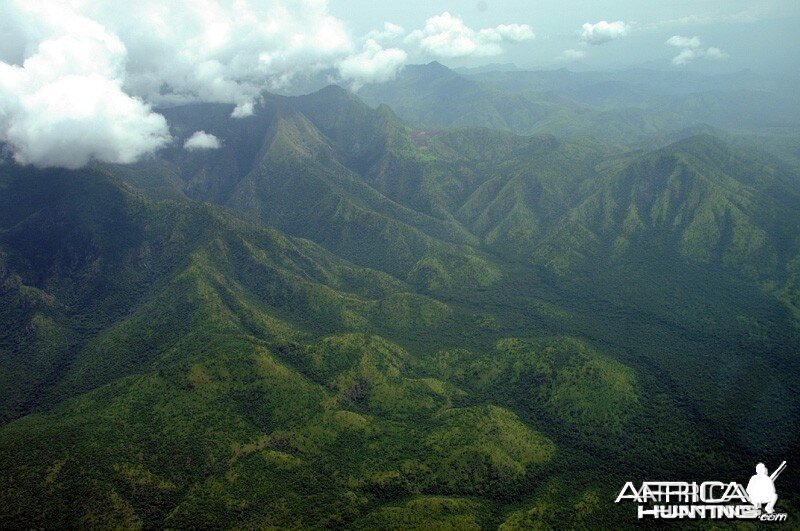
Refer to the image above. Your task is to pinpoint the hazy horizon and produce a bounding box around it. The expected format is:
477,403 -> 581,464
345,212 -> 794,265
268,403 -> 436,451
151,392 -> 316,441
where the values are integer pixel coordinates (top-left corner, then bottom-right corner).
329,0 -> 800,76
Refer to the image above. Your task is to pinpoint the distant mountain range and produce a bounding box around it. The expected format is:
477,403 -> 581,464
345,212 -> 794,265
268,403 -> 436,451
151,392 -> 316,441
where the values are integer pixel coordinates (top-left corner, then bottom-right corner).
358,62 -> 800,142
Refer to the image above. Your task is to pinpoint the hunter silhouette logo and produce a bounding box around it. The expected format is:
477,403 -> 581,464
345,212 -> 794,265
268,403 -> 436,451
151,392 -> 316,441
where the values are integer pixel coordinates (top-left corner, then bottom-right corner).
746,461 -> 785,515
616,461 -> 788,521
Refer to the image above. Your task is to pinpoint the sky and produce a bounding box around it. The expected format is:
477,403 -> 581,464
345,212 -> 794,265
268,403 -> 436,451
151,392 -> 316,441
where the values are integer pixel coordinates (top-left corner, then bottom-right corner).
327,0 -> 800,72
0,0 -> 798,169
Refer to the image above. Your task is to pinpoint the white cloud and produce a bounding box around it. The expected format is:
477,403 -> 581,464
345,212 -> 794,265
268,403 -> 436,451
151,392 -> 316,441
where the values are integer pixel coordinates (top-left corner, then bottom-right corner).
366,22 -> 405,43
666,35 -> 701,48
0,1 -> 169,169
231,101 -> 255,118
580,20 -> 629,45
559,49 -> 586,60
671,48 -> 697,65
665,35 -> 726,65
337,39 -> 407,88
74,0 -> 354,107
645,10 -> 760,29
184,130 -> 221,150
493,24 -> 537,43
406,12 -> 534,58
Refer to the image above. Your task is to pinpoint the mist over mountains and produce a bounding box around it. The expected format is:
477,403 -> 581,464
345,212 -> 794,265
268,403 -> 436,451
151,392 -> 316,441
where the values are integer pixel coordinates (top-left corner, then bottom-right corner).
358,61 -> 800,142
1,56 -> 800,528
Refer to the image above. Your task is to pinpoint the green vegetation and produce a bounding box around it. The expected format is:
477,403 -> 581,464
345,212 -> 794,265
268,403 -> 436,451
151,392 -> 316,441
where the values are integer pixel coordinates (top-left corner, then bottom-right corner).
354,496 -> 489,530
1,81 -> 799,528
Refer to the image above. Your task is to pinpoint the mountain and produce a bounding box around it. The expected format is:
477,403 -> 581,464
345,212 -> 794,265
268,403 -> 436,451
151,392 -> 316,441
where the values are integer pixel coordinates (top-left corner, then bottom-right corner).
466,67 -> 769,99
1,84 -> 799,527
110,86 -> 800,450
358,63 -> 800,142
0,166 -> 454,418
0,165 -> 641,529
0,167 -> 490,528
454,133 -> 800,278
358,62 -> 578,136
453,63 -> 519,75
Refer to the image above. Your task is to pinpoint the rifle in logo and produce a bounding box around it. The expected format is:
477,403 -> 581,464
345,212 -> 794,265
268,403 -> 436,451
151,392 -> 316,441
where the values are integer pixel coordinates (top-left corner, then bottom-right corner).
771,461 -> 787,482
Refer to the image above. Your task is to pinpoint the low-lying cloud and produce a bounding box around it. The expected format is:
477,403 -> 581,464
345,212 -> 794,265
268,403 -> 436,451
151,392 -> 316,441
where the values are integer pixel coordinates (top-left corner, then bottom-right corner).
184,131 -> 221,151
338,40 -> 407,88
666,35 -> 727,65
559,49 -> 586,60
406,12 -> 534,58
665,35 -> 701,48
580,20 -> 629,45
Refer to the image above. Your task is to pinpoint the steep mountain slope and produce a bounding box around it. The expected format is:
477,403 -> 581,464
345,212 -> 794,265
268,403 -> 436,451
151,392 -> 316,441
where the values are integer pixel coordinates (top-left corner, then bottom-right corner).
528,135 -> 800,276
224,107 -> 497,290
0,167 -> 456,418
0,169 -> 509,527
119,88 -> 503,293
0,168 -> 677,528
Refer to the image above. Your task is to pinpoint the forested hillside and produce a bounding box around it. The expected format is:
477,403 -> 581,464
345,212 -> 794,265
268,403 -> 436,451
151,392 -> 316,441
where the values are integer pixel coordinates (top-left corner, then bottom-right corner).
1,80 -> 799,528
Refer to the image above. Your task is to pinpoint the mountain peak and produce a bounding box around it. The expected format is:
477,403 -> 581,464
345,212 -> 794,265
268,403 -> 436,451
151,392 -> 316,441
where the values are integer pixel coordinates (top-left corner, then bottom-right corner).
295,84 -> 367,114
312,83 -> 353,99
660,133 -> 731,158
402,61 -> 457,78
